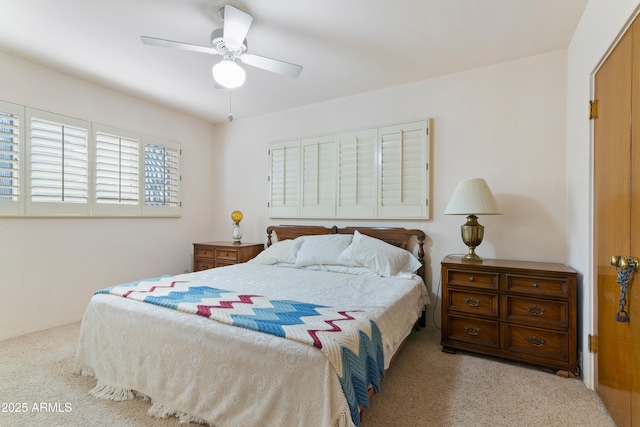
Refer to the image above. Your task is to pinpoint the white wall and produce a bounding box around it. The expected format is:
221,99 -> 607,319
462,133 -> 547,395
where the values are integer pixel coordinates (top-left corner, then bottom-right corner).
567,0 -> 640,389
0,52 -> 217,340
213,50 -> 570,331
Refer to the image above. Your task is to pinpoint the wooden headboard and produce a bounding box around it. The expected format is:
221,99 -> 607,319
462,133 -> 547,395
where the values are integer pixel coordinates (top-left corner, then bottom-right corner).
265,225 -> 426,280
266,225 -> 336,243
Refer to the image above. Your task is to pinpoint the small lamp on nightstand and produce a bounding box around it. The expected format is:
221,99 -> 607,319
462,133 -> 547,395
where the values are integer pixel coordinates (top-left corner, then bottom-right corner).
231,210 -> 243,244
444,178 -> 502,262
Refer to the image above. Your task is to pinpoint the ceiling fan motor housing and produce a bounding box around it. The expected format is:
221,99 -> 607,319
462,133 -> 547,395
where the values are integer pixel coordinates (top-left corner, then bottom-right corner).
210,28 -> 247,57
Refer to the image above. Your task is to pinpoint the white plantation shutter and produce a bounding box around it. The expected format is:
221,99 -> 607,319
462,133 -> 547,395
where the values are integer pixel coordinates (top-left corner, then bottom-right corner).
143,139 -> 181,216
27,110 -> 89,215
378,121 -> 429,218
94,125 -> 140,215
301,135 -> 336,217
269,140 -> 300,218
0,101 -> 21,215
337,128 -> 377,218
0,101 -> 185,217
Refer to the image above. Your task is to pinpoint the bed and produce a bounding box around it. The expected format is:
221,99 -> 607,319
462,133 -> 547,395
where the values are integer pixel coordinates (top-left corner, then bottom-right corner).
74,225 -> 430,427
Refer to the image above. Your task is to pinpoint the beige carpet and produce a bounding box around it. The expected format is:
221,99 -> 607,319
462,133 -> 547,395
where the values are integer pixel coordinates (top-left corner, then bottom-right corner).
0,322 -> 615,427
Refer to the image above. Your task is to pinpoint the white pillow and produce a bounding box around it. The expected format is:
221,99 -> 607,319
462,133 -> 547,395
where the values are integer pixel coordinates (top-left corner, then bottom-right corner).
337,230 -> 422,278
249,238 -> 303,265
294,234 -> 353,267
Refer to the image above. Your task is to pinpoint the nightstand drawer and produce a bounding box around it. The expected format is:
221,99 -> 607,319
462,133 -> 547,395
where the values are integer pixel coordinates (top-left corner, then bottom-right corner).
194,246 -> 215,259
448,289 -> 498,318
504,324 -> 568,362
447,269 -> 499,290
446,315 -> 499,348
193,242 -> 263,272
505,296 -> 568,329
215,260 -> 236,268
215,248 -> 238,261
194,259 -> 215,271
506,274 -> 569,298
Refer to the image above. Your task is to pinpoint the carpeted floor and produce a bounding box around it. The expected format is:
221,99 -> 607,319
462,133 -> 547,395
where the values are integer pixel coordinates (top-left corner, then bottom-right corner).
0,322 -> 615,427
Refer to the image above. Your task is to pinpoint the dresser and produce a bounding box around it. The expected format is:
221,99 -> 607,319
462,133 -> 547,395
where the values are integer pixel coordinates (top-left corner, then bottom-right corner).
192,241 -> 264,272
440,256 -> 578,376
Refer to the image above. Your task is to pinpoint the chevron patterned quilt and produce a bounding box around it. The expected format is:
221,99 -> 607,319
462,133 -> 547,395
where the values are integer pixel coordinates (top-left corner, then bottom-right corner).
96,276 -> 385,426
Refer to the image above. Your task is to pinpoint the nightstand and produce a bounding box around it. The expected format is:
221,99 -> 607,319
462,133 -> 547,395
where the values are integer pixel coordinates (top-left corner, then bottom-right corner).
192,241 -> 264,272
440,256 -> 578,376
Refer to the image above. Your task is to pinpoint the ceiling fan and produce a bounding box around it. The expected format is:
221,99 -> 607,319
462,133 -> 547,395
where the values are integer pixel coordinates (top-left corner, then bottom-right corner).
141,4 -> 303,89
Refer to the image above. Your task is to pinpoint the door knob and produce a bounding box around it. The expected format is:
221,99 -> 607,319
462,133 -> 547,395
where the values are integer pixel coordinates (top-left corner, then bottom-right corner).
610,255 -> 638,323
610,255 -> 638,272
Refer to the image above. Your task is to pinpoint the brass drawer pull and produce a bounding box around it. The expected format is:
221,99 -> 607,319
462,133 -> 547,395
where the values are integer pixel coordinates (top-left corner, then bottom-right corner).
464,326 -> 480,336
532,282 -> 540,288
525,305 -> 545,316
525,336 -> 546,347
469,276 -> 475,281
463,297 -> 481,307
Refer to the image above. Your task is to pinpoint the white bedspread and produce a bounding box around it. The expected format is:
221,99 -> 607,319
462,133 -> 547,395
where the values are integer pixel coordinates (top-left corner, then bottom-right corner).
74,263 -> 429,427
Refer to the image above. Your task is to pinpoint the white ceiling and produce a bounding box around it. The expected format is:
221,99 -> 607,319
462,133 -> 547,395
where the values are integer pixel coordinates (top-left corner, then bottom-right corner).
1,0 -> 588,124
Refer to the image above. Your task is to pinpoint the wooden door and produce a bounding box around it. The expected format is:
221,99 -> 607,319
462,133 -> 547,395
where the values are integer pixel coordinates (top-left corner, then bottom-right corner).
593,16 -> 640,427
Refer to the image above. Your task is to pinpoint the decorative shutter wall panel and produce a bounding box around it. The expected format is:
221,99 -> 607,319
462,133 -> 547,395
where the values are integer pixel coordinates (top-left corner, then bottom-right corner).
0,101 -> 21,215
301,135 -> 336,217
268,119 -> 430,220
379,121 -> 429,218
269,140 -> 300,217
337,128 -> 377,218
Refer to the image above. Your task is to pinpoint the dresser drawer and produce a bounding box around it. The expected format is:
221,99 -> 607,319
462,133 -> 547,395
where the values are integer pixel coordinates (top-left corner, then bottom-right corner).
504,324 -> 568,362
194,246 -> 215,259
505,296 -> 568,329
447,269 -> 499,290
506,274 -> 569,298
441,256 -> 577,375
446,315 -> 499,348
215,248 -> 238,261
448,289 -> 499,318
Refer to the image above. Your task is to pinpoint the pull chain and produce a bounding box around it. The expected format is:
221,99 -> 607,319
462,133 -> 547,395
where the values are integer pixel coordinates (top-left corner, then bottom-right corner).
227,90 -> 234,122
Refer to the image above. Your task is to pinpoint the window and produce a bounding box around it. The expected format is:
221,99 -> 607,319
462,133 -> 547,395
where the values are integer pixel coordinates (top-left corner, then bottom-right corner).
27,109 -> 89,215
143,139 -> 181,216
0,101 -> 21,215
0,100 -> 182,217
94,125 -> 141,215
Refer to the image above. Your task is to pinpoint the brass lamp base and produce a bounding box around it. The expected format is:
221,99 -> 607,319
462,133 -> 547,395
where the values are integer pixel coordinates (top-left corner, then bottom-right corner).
460,214 -> 484,262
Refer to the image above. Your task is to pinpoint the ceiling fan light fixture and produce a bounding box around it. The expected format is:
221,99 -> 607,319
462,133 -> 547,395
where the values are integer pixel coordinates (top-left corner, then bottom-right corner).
212,59 -> 246,89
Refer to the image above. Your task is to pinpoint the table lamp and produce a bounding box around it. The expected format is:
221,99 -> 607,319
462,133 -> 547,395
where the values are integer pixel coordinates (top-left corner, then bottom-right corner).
231,210 -> 243,244
444,178 -> 502,261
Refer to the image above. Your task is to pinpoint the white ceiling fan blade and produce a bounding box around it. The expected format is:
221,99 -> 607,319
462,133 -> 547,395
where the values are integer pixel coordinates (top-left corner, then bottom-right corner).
140,36 -> 218,55
240,53 -> 303,78
223,5 -> 253,49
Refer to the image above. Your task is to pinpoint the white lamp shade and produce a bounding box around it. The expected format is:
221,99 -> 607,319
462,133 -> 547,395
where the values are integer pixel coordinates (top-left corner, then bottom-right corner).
212,59 -> 246,89
444,178 -> 502,215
